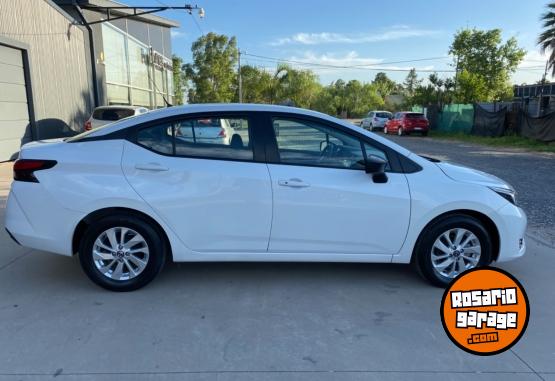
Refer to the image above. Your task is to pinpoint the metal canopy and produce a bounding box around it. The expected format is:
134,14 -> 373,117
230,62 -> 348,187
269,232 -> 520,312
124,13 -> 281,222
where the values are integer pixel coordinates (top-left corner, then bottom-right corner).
79,4 -> 201,26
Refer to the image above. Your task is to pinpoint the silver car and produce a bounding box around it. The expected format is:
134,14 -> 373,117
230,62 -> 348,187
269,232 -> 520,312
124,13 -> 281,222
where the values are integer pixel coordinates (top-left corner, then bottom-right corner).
175,117 -> 237,145
360,111 -> 392,131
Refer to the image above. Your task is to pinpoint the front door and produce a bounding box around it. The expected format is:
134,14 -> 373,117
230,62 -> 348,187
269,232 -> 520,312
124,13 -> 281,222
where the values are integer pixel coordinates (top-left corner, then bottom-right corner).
266,117 -> 411,254
122,114 -> 272,252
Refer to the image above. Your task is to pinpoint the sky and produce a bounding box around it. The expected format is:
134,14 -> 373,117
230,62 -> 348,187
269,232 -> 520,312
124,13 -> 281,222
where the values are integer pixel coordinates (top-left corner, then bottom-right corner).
133,0 -> 549,85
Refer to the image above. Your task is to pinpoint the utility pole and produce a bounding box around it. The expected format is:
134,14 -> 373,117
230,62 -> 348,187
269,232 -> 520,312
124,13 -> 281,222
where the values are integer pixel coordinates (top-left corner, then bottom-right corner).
238,50 -> 243,103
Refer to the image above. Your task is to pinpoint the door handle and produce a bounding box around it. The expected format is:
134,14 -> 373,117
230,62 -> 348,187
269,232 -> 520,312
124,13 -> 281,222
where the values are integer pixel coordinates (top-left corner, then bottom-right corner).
278,178 -> 310,188
135,163 -> 169,172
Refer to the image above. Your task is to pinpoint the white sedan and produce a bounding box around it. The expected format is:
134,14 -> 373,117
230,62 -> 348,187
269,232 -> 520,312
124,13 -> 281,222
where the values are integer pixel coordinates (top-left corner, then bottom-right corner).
5,104 -> 526,291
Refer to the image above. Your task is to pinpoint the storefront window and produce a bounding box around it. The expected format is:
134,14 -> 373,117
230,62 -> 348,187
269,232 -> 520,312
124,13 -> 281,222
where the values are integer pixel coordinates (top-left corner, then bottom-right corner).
128,38 -> 150,90
102,23 -> 173,108
102,24 -> 128,85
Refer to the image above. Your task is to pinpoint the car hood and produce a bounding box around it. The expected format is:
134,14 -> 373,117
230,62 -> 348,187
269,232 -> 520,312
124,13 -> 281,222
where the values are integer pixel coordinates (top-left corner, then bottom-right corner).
436,162 -> 514,191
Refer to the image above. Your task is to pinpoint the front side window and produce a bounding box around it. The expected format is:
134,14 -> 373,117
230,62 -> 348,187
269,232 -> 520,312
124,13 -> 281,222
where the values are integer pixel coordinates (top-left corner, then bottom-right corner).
136,116 -> 253,161
273,118 -> 366,169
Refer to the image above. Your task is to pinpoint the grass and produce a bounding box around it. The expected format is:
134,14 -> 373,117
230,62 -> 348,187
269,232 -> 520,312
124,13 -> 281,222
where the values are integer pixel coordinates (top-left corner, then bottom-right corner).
429,131 -> 555,153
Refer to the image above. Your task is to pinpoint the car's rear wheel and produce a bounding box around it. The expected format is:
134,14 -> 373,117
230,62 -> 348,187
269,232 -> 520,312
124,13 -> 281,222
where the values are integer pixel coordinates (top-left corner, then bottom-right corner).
413,214 -> 493,287
79,214 -> 166,291
384,126 -> 388,134
397,127 -> 404,136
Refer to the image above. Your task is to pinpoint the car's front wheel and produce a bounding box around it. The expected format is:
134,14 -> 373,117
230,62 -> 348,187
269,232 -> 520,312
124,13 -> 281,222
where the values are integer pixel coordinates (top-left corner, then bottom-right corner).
413,214 -> 493,287
79,214 -> 166,291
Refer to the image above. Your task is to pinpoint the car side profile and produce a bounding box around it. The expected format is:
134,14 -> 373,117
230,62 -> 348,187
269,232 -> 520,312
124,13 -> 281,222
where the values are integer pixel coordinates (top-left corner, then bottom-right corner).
5,104 -> 526,291
360,111 -> 392,131
384,112 -> 430,136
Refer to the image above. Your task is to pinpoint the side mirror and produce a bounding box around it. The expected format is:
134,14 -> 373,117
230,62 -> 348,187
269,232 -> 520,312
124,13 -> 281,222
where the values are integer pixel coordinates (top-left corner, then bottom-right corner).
365,155 -> 388,183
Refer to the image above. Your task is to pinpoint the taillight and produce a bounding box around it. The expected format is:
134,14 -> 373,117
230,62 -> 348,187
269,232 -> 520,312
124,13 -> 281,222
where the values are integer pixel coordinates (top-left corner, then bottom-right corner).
373,117 -> 378,121
218,128 -> 226,138
13,159 -> 57,183
84,120 -> 92,131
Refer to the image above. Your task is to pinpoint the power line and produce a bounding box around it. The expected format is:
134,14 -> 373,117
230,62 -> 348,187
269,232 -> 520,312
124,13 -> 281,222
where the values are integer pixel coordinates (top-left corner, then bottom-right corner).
241,53 -> 456,72
242,52 -> 546,73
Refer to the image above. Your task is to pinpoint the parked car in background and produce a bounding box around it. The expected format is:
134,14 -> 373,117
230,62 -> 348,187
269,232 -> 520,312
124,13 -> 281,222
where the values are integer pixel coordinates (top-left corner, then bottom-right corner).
175,117 -> 237,145
384,112 -> 429,136
6,104 -> 526,291
84,105 -> 149,131
360,111 -> 392,131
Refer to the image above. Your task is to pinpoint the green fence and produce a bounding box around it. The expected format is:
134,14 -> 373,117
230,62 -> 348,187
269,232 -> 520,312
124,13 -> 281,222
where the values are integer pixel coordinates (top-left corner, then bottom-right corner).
412,104 -> 474,133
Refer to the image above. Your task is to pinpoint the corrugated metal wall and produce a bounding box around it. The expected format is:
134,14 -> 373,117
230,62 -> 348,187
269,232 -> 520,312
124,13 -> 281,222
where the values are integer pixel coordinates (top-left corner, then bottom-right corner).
0,0 -> 94,138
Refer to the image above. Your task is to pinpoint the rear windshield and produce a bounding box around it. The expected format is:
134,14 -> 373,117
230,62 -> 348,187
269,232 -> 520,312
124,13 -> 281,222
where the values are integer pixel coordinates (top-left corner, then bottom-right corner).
405,113 -> 425,119
376,112 -> 391,118
93,108 -> 135,121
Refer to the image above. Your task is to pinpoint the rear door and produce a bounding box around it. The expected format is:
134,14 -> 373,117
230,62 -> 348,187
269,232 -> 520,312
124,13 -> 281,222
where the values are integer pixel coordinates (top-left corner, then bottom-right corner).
122,112 -> 273,252
265,115 -> 411,255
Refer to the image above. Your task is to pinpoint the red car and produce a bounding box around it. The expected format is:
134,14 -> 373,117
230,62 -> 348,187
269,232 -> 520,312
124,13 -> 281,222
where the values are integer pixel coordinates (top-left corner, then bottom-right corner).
384,112 -> 429,136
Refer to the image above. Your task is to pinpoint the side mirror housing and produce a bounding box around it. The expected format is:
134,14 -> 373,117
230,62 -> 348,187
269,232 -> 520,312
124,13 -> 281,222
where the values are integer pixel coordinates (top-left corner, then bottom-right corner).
365,155 -> 388,183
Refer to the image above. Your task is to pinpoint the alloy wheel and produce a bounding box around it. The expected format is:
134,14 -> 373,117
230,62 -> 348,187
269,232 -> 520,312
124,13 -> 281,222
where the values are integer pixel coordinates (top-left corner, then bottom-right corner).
430,228 -> 481,279
92,227 -> 150,281
397,128 -> 403,136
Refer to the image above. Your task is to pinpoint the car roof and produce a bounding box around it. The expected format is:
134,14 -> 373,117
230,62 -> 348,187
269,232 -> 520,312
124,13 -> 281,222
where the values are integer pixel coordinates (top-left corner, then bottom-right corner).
84,103 -> 411,156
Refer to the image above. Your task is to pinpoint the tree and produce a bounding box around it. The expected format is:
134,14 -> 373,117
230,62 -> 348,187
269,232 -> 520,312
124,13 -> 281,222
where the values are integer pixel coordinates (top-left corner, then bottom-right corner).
183,33 -> 238,103
372,72 -> 398,98
236,65 -> 273,103
538,3 -> 555,77
450,28 -> 525,101
172,55 -> 185,105
271,64 -> 321,108
403,68 -> 421,97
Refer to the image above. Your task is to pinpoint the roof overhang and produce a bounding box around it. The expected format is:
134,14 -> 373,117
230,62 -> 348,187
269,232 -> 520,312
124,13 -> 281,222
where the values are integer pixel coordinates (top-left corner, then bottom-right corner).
54,0 -> 180,28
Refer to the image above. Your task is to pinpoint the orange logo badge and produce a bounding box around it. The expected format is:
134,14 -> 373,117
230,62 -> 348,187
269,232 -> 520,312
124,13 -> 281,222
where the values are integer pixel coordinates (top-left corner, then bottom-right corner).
440,267 -> 529,355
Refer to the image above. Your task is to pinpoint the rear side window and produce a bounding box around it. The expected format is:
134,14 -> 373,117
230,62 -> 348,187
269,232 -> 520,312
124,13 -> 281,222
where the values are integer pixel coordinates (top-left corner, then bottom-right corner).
136,116 -> 253,161
405,113 -> 425,119
93,108 -> 135,120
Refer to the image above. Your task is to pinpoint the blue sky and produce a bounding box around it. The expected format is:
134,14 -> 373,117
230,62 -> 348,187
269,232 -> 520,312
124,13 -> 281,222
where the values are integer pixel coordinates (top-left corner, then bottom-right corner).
135,0 -> 549,85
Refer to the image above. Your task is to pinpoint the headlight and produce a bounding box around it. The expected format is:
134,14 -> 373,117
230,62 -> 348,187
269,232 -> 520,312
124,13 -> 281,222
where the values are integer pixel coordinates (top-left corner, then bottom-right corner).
489,186 -> 516,205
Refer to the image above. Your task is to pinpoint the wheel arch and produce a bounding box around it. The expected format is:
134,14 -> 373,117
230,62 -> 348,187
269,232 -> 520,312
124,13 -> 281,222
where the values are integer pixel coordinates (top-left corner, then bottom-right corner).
412,209 -> 500,262
72,207 -> 173,261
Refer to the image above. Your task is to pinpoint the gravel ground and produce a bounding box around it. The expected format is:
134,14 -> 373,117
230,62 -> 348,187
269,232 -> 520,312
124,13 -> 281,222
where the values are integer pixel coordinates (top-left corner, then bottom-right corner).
383,134 -> 555,245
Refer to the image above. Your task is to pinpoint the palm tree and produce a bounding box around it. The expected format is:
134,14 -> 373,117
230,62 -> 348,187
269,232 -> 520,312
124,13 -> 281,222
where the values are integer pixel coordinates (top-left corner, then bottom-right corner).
538,3 -> 555,76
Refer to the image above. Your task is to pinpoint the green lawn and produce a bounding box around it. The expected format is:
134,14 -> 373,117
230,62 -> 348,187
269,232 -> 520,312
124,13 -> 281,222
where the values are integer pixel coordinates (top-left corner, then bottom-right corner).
429,131 -> 555,153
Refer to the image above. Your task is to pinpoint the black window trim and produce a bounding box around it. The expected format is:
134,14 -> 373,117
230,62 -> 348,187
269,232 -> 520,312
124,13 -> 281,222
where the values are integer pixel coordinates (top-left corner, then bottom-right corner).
130,111 -> 267,163
69,109 -> 421,173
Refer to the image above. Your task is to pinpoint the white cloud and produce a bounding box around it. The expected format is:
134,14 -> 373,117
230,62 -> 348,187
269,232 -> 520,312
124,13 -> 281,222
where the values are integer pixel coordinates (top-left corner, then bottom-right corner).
271,26 -> 440,46
171,30 -> 186,38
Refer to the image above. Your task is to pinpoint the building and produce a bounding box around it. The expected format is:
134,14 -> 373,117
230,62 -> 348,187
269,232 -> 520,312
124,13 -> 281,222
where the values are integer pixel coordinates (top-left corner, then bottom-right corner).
0,0 -> 178,161
513,82 -> 555,117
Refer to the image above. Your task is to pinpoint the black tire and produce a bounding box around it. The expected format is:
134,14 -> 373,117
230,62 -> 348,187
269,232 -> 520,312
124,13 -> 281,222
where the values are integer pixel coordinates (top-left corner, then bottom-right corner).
413,214 -> 493,287
79,214 -> 166,291
422,131 -> 428,137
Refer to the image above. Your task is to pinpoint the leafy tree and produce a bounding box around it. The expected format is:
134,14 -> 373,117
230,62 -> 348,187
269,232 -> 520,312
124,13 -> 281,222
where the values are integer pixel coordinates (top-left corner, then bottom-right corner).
403,68 -> 422,97
236,65 -> 273,103
172,55 -> 185,105
372,72 -> 398,98
450,28 -> 525,101
538,3 -> 555,76
271,64 -> 321,108
183,33 -> 238,103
